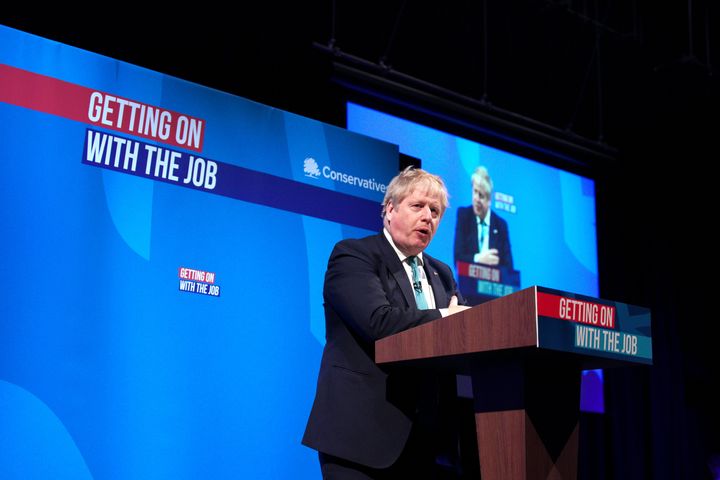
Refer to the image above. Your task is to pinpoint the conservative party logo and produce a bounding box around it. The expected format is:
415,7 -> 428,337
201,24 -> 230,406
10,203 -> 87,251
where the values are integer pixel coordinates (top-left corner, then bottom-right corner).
303,157 -> 321,178
302,157 -> 387,194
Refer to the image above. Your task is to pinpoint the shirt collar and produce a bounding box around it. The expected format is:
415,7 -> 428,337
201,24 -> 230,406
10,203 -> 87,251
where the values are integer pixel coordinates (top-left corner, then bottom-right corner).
383,228 -> 424,266
476,209 -> 491,225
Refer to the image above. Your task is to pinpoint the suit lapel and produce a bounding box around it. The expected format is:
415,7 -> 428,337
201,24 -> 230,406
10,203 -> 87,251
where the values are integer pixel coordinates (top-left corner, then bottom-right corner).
424,256 -> 449,308
472,209 -> 482,253
489,211 -> 499,248
376,233 -> 416,308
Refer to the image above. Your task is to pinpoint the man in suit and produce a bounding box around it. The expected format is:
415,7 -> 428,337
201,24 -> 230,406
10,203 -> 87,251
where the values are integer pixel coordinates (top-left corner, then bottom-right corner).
453,166 -> 513,269
302,166 -> 470,479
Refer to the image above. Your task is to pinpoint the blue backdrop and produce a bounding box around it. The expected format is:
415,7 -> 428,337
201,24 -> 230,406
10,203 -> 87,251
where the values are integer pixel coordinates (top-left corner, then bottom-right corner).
0,25 -> 397,479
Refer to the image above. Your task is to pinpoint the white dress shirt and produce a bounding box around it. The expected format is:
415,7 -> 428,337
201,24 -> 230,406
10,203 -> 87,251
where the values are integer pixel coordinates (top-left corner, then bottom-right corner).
383,228 -> 446,313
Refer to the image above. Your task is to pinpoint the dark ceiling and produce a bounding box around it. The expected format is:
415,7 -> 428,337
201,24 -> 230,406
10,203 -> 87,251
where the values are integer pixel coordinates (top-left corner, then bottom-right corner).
2,1 -> 716,160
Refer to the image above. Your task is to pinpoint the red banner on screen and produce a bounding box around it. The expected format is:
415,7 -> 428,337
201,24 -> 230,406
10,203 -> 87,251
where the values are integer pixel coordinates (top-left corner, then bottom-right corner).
0,63 -> 205,152
456,261 -> 501,282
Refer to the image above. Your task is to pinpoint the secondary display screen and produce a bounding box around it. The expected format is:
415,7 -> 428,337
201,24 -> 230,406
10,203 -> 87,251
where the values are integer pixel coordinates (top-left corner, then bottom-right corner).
347,101 -> 599,302
347,101 -> 605,414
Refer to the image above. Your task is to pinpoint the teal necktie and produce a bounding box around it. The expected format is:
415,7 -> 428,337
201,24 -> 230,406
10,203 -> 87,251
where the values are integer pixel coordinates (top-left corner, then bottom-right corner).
478,219 -> 486,252
408,256 -> 428,309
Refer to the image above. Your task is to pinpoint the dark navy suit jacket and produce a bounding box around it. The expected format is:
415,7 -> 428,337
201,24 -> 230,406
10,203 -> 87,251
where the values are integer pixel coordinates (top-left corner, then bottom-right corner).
302,232 -> 463,468
453,206 -> 513,269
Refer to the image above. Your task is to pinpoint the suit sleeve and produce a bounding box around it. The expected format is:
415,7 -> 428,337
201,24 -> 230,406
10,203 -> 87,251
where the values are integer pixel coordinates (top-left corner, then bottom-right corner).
323,240 -> 442,343
448,269 -> 468,307
494,213 -> 514,269
501,224 -> 514,269
453,207 -> 477,265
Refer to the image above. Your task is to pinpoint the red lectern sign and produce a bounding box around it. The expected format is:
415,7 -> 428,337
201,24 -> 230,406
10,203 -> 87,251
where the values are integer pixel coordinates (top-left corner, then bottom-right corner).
535,286 -> 652,365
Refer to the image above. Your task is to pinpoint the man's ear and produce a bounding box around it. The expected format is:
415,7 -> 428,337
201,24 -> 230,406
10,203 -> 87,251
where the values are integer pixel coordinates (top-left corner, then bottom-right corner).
385,201 -> 395,222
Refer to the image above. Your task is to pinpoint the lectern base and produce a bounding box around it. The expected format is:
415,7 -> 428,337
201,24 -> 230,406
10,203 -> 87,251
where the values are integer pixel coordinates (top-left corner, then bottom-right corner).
472,358 -> 581,480
476,410 -> 579,480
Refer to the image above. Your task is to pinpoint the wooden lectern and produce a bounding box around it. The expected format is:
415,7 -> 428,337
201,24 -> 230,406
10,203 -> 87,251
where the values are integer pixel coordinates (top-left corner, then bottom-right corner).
375,286 -> 652,480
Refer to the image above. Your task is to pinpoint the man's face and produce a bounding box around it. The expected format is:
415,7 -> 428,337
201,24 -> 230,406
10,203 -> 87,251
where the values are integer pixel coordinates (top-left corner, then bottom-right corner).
472,180 -> 491,218
386,188 -> 443,257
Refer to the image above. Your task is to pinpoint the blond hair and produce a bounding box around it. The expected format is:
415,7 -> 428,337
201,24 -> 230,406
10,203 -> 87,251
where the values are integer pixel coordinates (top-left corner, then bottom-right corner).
471,166 -> 493,195
381,166 -> 449,218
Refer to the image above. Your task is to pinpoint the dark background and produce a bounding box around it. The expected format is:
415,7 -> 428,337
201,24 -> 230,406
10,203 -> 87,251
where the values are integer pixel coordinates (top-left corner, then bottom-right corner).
2,2 -> 717,477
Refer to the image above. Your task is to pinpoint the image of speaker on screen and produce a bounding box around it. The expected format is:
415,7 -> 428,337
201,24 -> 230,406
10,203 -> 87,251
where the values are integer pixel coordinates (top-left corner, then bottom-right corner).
453,166 -> 514,269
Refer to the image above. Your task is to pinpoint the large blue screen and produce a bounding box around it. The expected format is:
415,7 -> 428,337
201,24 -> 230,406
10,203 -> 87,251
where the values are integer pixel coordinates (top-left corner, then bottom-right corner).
0,26 -> 398,479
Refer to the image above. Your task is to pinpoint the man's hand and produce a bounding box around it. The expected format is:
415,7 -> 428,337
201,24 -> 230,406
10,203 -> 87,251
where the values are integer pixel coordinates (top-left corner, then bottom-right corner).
473,249 -> 500,266
447,295 -> 471,315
